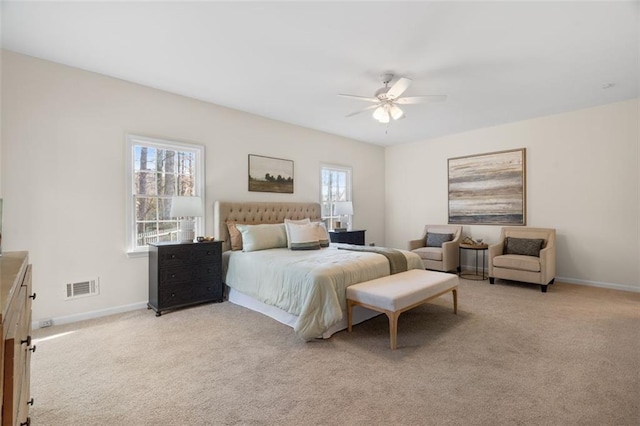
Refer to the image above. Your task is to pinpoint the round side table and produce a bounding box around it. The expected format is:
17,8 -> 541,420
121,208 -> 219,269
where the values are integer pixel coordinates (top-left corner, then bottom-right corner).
459,243 -> 489,280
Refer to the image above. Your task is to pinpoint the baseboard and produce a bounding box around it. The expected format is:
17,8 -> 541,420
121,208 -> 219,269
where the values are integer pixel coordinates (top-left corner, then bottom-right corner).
32,301 -> 148,329
555,276 -> 640,293
460,263 -> 639,293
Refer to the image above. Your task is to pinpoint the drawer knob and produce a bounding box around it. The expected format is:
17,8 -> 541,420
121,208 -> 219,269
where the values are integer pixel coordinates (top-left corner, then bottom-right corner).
29,293 -> 37,300
171,254 -> 176,259
21,336 -> 31,346
29,345 -> 37,353
27,398 -> 34,406
20,418 -> 31,426
207,251 -> 211,255
171,274 -> 176,278
171,293 -> 176,298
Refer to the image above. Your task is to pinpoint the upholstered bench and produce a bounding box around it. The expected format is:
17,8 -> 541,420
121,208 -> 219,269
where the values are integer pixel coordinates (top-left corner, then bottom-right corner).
346,269 -> 458,350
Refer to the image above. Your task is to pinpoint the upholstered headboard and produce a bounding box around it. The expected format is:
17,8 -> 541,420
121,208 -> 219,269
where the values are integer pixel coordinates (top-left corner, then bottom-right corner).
214,201 -> 322,252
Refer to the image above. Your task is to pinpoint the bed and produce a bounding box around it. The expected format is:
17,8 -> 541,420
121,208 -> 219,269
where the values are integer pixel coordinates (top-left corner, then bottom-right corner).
214,201 -> 424,340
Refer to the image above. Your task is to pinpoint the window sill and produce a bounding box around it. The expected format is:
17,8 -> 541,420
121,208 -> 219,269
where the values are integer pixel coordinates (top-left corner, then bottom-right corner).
126,250 -> 149,258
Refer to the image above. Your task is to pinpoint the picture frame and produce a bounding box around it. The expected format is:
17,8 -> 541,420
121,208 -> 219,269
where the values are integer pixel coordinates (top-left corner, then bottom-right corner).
448,148 -> 526,225
248,154 -> 294,193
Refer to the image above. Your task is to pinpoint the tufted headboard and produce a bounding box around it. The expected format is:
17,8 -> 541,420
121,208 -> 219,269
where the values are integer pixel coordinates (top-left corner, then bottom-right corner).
214,201 -> 322,252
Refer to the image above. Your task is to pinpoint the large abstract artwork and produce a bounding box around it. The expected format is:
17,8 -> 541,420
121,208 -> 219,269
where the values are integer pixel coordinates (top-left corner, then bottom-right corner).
448,148 -> 526,225
248,154 -> 294,193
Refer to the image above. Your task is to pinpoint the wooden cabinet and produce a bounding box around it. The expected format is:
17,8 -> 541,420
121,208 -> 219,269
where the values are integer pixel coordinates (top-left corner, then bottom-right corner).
329,229 -> 366,246
148,241 -> 223,316
1,252 -> 34,426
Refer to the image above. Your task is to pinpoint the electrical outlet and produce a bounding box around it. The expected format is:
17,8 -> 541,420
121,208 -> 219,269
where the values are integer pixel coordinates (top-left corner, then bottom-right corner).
39,319 -> 53,328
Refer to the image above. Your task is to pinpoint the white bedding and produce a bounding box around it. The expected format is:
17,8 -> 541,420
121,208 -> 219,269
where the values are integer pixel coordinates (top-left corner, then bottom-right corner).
223,244 -> 424,340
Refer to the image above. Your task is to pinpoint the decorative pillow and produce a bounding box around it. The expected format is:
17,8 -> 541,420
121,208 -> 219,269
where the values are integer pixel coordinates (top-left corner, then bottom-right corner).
236,223 -> 287,252
226,221 -> 244,251
504,237 -> 544,257
285,222 -> 320,251
426,232 -> 454,248
315,222 -> 330,247
284,218 -> 311,249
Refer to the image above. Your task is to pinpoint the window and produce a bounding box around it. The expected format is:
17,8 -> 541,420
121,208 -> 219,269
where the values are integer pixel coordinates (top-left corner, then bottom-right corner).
125,134 -> 204,254
320,164 -> 352,229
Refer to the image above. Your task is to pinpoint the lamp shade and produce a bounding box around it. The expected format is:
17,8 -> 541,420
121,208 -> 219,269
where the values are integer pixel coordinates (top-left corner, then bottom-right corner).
170,196 -> 204,218
334,201 -> 353,216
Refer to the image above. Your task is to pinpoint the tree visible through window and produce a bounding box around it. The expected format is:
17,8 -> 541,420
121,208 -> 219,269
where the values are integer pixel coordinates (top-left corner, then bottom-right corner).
320,164 -> 352,229
126,135 -> 204,253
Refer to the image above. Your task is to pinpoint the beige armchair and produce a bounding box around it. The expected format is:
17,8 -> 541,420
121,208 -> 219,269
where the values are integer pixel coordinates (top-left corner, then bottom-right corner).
488,227 -> 556,292
409,225 -> 462,273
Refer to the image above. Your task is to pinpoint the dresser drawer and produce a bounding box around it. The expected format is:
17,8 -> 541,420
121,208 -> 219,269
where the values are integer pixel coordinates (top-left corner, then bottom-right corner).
192,284 -> 222,301
158,285 -> 194,308
159,267 -> 193,286
157,246 -> 192,267
191,244 -> 220,263
192,264 -> 220,280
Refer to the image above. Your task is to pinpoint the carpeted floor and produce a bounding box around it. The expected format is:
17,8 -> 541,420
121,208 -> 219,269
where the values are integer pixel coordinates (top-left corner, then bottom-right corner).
30,278 -> 639,425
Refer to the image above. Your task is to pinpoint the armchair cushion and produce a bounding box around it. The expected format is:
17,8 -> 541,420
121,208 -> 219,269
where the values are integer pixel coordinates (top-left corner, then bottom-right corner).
426,233 -> 454,248
493,254 -> 541,272
412,247 -> 443,261
504,237 -> 544,257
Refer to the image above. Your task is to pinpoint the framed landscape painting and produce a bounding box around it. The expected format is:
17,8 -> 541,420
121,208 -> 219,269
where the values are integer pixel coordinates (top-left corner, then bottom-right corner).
448,148 -> 526,225
248,154 -> 294,193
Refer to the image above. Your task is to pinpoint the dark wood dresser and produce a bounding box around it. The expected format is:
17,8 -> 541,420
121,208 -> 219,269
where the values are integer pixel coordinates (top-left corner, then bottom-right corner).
1,251 -> 35,426
148,241 -> 223,316
329,229 -> 366,246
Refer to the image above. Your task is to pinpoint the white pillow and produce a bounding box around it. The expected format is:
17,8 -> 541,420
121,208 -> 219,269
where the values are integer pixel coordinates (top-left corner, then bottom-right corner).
315,222 -> 330,247
285,222 -> 320,251
236,223 -> 287,252
284,218 -> 311,249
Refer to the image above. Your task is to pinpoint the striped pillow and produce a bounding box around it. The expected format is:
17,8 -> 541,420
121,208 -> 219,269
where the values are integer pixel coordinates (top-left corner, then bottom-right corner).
284,218 -> 311,249
285,222 -> 320,251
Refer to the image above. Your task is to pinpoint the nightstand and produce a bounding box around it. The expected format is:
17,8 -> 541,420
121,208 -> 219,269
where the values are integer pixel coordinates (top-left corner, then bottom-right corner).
148,241 -> 223,316
329,229 -> 366,246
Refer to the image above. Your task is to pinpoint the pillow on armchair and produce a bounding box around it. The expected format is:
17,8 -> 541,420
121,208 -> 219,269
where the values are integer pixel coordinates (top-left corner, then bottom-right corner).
504,237 -> 544,257
426,233 -> 454,248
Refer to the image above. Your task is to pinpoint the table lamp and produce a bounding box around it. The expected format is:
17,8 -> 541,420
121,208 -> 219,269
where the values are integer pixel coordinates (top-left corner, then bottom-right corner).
334,201 -> 353,231
170,196 -> 203,242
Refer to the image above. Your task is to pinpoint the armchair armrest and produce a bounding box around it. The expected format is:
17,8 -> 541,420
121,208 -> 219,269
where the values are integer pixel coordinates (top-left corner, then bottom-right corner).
538,245 -> 556,284
488,242 -> 504,276
408,238 -> 425,251
441,239 -> 460,272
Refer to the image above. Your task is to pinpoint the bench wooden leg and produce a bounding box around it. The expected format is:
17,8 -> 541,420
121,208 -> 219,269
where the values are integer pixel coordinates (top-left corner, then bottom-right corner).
452,288 -> 458,314
347,300 -> 353,332
386,311 -> 400,350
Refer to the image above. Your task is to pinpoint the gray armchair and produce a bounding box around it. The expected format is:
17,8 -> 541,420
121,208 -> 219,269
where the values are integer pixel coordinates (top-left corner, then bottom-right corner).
488,227 -> 556,292
409,225 -> 462,273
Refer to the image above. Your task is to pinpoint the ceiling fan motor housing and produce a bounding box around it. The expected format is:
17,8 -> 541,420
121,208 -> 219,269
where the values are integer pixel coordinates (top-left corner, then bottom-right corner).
375,86 -> 391,100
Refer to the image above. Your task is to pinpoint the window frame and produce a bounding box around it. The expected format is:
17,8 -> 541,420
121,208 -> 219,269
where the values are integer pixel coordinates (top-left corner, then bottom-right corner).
319,163 -> 353,229
125,134 -> 205,256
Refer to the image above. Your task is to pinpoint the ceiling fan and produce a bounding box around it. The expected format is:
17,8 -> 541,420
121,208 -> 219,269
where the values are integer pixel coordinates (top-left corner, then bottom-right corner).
339,73 -> 446,123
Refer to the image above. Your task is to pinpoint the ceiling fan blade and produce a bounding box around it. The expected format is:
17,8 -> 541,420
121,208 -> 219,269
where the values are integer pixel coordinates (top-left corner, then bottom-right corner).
396,95 -> 447,104
386,77 -> 412,99
338,94 -> 379,103
345,104 -> 379,117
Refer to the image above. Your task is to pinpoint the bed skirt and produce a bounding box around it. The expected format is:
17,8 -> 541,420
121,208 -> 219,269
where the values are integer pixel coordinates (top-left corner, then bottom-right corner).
227,287 -> 381,339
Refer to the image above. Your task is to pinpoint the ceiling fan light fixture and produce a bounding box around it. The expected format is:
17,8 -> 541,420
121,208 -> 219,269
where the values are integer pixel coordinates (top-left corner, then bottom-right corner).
378,109 -> 390,123
390,104 -> 404,120
373,106 -> 386,121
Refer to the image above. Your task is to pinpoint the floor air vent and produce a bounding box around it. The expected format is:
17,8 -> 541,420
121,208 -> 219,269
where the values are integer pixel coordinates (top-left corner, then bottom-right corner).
65,278 -> 99,300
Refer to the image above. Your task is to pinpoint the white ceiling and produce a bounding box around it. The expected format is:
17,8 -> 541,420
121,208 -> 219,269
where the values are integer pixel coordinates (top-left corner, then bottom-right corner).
2,1 -> 638,146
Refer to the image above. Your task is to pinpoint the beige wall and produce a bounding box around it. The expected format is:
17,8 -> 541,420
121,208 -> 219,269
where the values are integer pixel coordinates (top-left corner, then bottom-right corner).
386,99 -> 640,291
1,51 -> 386,323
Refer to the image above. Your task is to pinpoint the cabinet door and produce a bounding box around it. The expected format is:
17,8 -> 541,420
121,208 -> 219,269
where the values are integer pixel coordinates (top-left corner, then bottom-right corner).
2,285 -> 28,426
